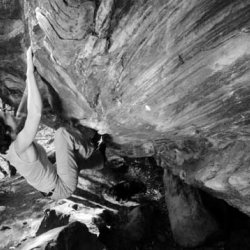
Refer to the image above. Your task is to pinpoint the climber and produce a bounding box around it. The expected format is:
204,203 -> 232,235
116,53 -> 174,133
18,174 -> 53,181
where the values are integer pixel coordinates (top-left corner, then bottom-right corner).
0,47 -> 104,200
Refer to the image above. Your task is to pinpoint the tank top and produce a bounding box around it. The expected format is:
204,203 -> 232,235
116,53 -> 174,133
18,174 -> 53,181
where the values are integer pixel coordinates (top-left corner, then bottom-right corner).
6,141 -> 57,194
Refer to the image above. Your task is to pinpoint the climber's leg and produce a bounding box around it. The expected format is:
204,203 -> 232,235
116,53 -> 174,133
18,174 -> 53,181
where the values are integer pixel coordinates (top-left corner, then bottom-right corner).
51,127 -> 94,199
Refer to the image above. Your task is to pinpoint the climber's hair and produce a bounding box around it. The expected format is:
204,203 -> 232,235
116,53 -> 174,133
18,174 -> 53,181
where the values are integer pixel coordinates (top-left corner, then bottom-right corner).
0,117 -> 12,154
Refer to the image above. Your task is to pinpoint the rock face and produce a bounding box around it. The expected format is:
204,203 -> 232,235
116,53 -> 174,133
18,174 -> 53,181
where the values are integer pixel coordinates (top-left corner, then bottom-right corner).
1,0 -> 250,229
2,0 -> 250,141
0,0 -> 26,108
163,169 -> 219,247
36,208 -> 70,236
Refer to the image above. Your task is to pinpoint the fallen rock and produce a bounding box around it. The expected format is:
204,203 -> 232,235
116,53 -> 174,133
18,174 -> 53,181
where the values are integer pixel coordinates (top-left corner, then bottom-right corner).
155,137 -> 250,216
163,168 -> 219,247
22,221 -> 106,250
36,208 -> 70,236
97,204 -> 158,250
123,204 -> 155,243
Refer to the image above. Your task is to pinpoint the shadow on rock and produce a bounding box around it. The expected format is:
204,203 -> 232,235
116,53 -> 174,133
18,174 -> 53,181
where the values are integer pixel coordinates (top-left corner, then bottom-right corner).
94,203 -> 162,250
22,221 -> 106,250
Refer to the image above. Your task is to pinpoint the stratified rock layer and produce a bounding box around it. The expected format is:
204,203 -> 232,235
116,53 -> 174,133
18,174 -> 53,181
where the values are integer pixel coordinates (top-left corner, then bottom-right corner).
1,0 -> 250,216
0,0 -> 26,107
3,0 -> 249,142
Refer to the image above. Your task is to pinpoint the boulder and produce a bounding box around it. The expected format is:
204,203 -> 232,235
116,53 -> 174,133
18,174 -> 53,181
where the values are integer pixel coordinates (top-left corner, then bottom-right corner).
123,204 -> 155,243
155,137 -> 250,216
97,204 -> 157,250
163,168 -> 219,247
36,208 -> 70,236
22,221 -> 106,250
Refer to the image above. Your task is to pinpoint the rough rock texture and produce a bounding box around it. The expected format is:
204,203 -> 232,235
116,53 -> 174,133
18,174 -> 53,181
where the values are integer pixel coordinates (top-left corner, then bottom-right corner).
96,204 -> 160,250
1,0 -> 250,225
0,0 -> 26,107
36,208 -> 70,236
2,0 -> 250,140
154,137 -> 250,216
163,168 -> 219,247
22,221 -> 106,250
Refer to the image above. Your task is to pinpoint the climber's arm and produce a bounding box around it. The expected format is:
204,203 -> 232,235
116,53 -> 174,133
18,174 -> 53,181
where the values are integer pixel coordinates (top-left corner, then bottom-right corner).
16,86 -> 27,120
15,47 -> 43,153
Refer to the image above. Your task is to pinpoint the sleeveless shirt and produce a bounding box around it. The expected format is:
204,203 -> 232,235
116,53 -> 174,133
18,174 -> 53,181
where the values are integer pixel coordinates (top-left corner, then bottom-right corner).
6,141 -> 57,194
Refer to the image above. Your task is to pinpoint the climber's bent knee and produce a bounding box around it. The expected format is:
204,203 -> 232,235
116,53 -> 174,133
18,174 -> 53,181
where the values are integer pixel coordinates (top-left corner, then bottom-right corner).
50,179 -> 77,200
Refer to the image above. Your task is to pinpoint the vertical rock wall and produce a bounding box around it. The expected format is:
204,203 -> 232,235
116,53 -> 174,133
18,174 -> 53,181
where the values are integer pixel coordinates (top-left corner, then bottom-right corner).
0,0 -> 26,107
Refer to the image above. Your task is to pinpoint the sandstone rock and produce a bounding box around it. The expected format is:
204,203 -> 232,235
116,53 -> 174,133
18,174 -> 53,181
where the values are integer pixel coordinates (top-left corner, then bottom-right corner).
163,169 -> 219,247
155,137 -> 250,216
0,0 -> 26,108
97,204 -> 157,250
2,0 -> 250,142
36,208 -> 70,236
123,204 -> 155,243
22,221 -> 106,250
95,0 -> 115,38
1,0 -> 250,240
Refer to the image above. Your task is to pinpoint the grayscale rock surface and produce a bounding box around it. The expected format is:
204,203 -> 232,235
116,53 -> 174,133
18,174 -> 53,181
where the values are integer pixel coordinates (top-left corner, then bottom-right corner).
1,0 -> 250,249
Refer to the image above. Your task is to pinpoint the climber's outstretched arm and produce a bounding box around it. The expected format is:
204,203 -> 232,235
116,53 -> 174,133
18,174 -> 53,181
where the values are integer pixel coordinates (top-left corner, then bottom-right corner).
16,85 -> 27,120
15,47 -> 43,153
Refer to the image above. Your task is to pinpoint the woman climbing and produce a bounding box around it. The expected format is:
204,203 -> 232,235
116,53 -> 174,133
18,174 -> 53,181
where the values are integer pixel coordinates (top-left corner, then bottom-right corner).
0,47 -> 103,200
